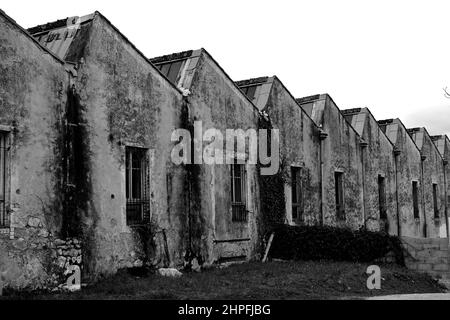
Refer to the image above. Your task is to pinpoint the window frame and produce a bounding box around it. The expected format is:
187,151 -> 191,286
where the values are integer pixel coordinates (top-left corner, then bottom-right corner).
0,131 -> 9,228
412,181 -> 420,219
291,166 -> 304,223
378,175 -> 387,220
433,183 -> 439,219
125,146 -> 150,226
335,171 -> 345,220
230,163 -> 247,222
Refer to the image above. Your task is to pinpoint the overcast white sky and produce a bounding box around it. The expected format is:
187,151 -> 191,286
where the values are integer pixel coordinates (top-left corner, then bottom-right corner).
3,0 -> 450,136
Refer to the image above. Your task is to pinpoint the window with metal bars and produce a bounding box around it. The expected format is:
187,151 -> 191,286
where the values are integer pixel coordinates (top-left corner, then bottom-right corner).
230,164 -> 247,222
412,181 -> 419,219
0,132 -> 8,228
291,167 -> 303,222
335,172 -> 345,220
378,175 -> 387,220
433,183 -> 439,219
125,147 -> 150,226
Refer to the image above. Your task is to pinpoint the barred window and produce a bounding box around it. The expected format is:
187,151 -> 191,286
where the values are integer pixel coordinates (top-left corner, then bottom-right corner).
335,172 -> 345,220
230,164 -> 247,222
291,167 -> 303,222
125,147 -> 150,226
412,181 -> 419,219
0,132 -> 8,228
378,175 -> 387,220
433,183 -> 439,219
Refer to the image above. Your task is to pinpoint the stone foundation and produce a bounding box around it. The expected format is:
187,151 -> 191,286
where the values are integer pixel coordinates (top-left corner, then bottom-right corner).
401,236 -> 450,279
0,230 -> 82,293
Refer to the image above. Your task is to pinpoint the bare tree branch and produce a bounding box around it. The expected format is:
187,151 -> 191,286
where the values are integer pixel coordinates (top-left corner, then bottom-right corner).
443,87 -> 450,98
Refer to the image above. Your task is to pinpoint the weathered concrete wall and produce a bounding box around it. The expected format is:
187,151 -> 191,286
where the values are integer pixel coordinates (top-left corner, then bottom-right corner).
379,119 -> 424,237
409,128 -> 446,238
65,14 -> 187,278
262,77 -> 321,226
401,236 -> 450,278
432,135 -> 450,237
300,95 -> 364,230
343,109 -> 397,234
168,50 -> 261,264
0,10 -> 76,289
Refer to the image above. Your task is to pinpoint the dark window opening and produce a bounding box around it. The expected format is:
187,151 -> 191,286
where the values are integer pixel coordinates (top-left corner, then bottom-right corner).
433,183 -> 439,219
241,85 -> 258,101
412,181 -> 419,219
156,61 -> 184,84
0,132 -> 8,227
378,175 -> 387,219
125,147 -> 150,225
335,172 -> 345,219
291,167 -> 303,222
231,164 -> 247,222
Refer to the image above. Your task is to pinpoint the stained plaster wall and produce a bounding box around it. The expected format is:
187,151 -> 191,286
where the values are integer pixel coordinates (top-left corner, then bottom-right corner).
0,10 -> 72,289
262,77 -> 321,226
301,95 -> 364,230
344,109 -> 398,234
173,50 -> 261,264
65,14 -> 187,278
409,128 -> 446,238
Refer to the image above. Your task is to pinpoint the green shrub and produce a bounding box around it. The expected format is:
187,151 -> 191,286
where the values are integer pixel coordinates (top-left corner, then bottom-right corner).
268,224 -> 404,265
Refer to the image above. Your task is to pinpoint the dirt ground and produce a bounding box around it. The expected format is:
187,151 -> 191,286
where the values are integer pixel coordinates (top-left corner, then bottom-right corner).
2,260 -> 446,300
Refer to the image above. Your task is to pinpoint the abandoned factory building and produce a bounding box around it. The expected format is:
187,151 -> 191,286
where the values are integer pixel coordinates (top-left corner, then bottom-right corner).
0,9 -> 449,290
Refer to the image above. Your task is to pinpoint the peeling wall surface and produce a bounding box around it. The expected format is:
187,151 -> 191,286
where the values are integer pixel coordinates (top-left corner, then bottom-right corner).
56,15 -> 186,278
0,10 -> 77,289
432,135 -> 450,235
379,119 -> 425,237
237,77 -> 321,226
171,50 -> 261,264
409,128 -> 446,238
343,109 -> 397,234
1,9 -> 450,291
298,95 -> 365,230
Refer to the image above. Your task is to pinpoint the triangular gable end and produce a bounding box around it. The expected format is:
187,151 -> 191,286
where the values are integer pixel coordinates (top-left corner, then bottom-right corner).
235,76 -> 273,111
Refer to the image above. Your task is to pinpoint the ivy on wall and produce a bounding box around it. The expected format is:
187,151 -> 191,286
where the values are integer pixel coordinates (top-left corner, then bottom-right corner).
257,115 -> 287,255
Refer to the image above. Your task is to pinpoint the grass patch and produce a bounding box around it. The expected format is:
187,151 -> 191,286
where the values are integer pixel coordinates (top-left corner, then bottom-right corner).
1,260 -> 445,300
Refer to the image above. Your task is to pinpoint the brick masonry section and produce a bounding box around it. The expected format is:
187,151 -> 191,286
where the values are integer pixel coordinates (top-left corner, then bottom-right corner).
401,237 -> 450,279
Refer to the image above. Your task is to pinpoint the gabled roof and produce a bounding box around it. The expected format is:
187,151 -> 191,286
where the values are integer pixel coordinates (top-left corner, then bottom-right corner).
341,108 -> 396,149
296,93 -> 363,140
28,14 -> 95,62
378,118 -> 421,154
235,76 -> 320,130
341,108 -> 366,136
149,49 -> 200,89
407,127 -> 425,150
235,76 -> 272,110
430,135 -> 450,158
0,9 -> 65,65
295,94 -> 326,117
28,11 -> 182,94
408,127 -> 444,161
149,48 -> 261,115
